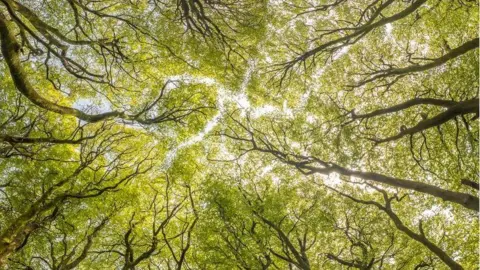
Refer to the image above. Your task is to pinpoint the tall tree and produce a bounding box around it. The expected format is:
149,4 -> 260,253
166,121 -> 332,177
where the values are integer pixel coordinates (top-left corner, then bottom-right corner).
0,0 -> 477,269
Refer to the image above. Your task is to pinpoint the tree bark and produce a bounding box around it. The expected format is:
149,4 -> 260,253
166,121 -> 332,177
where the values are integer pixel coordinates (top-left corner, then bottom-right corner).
321,165 -> 479,211
0,14 -> 122,123
374,98 -> 479,143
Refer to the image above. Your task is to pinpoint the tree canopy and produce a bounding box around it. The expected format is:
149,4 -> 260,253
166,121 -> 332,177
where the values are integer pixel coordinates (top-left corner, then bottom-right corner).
0,0 -> 478,269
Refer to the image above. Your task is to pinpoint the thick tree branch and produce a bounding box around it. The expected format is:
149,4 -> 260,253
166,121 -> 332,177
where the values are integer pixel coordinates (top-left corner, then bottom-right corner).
355,38 -> 479,87
0,134 -> 94,144
223,116 -> 479,211
461,179 -> 479,191
0,14 -> 123,122
282,0 -> 427,72
372,98 -> 478,144
351,98 -> 459,120
330,186 -> 464,270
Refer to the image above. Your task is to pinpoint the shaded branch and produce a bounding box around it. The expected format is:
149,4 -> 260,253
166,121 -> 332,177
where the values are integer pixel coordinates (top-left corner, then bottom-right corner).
354,38 -> 479,87
329,185 -> 464,270
350,98 -> 459,120
371,98 -> 478,144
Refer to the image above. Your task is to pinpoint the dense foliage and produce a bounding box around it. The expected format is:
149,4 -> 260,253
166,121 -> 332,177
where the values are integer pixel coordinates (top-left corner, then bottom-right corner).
0,0 -> 478,269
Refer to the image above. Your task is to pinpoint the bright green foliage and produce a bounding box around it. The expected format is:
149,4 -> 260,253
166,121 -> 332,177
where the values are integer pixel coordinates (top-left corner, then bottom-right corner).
0,0 -> 478,269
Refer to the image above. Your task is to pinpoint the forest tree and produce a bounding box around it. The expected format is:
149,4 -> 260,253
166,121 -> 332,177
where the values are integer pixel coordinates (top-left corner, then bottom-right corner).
0,0 -> 478,269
